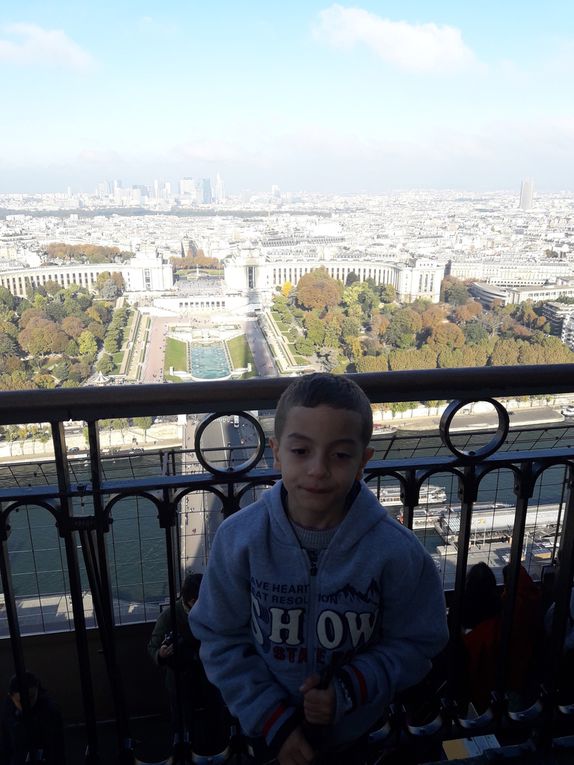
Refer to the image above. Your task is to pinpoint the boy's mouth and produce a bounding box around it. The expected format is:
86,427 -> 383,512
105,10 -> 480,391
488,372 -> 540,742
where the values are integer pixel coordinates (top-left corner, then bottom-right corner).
301,486 -> 331,494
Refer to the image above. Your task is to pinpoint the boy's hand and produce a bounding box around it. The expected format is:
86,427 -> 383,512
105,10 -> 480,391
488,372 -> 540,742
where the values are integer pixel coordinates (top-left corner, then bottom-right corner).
278,726 -> 314,765
300,673 -> 335,725
158,642 -> 174,659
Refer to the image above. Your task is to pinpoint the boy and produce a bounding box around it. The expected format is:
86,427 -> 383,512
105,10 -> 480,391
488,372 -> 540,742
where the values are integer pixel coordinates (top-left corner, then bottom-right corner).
190,373 -> 448,764
148,573 -> 230,758
0,672 -> 66,765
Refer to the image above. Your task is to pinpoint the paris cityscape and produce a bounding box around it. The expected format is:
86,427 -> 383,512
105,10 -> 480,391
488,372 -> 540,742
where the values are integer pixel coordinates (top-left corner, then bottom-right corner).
1,0 -> 573,612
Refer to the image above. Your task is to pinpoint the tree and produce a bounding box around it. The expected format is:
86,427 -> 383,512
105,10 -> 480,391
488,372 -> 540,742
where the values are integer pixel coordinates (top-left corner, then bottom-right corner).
281,281 -> 294,298
442,276 -> 470,306
302,311 -> 326,348
379,284 -> 397,304
341,316 -> 361,340
18,319 -> 69,356
370,313 -> 390,338
452,301 -> 482,323
0,332 -> 18,356
53,359 -> 70,382
104,334 -> 120,354
34,373 -> 56,389
345,271 -> 359,286
65,339 -> 79,356
96,354 -> 114,374
420,306 -> 447,330
489,338 -> 521,366
78,330 -> 98,359
388,348 -> 438,371
296,268 -> 343,311
355,354 -> 388,373
463,321 -> 489,345
426,323 -> 465,351
294,337 -> 314,356
62,315 -> 86,338
111,418 -> 129,443
384,308 -> 422,349
87,322 -> 105,341
133,416 -> 154,442
0,286 -> 16,310
19,307 -> 47,329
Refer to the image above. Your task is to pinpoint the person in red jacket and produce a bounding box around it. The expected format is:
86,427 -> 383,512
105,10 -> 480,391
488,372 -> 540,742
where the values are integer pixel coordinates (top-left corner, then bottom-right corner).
460,563 -> 542,715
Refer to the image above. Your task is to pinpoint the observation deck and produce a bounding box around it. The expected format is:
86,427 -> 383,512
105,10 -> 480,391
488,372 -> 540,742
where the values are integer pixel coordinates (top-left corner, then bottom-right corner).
2,365 -> 574,763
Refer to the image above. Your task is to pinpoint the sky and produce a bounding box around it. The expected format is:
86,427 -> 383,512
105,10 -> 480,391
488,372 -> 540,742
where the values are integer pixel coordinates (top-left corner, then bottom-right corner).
1,1 -> 573,194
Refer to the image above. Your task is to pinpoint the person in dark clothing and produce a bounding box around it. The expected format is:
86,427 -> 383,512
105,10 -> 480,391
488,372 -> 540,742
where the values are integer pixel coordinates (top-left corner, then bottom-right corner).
148,573 -> 230,758
459,563 -> 542,714
0,672 -> 66,765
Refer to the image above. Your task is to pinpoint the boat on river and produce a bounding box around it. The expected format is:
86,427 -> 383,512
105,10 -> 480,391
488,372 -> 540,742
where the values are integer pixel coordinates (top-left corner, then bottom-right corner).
434,502 -> 561,543
370,484 -> 447,508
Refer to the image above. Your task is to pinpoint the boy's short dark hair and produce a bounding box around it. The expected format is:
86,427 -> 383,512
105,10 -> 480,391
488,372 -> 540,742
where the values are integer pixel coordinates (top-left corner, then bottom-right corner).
9,672 -> 40,695
274,373 -> 373,446
181,572 -> 203,602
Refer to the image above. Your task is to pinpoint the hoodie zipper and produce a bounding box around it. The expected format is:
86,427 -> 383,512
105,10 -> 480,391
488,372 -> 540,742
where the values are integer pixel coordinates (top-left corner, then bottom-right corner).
307,549 -> 318,576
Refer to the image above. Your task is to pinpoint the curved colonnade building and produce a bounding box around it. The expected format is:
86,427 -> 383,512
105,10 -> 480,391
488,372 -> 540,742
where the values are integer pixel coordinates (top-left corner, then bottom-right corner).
0,250 -> 174,298
223,247 -> 445,304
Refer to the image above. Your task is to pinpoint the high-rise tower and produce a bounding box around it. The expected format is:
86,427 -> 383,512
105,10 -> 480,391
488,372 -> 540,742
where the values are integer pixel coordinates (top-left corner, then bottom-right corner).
519,178 -> 534,211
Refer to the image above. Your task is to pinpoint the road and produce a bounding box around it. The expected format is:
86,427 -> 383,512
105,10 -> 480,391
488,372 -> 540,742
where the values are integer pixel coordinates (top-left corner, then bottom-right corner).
397,405 -> 565,432
245,318 -> 277,376
180,412 -> 270,571
141,316 -> 176,383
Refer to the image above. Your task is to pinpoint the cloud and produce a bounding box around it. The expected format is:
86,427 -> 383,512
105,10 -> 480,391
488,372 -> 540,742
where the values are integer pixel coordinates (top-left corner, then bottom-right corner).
314,4 -> 477,73
0,23 -> 94,70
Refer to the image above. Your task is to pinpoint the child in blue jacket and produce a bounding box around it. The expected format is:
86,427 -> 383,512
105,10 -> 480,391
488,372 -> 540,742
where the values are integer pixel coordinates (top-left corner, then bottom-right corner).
190,373 -> 448,764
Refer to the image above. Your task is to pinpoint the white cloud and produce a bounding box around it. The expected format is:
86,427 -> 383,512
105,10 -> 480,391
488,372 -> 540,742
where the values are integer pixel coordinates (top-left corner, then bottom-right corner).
314,4 -> 477,73
0,23 -> 94,70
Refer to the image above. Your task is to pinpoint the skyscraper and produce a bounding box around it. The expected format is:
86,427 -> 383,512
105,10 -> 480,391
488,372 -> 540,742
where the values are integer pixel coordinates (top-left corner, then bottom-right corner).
179,177 -> 195,197
214,173 -> 225,203
519,178 -> 534,211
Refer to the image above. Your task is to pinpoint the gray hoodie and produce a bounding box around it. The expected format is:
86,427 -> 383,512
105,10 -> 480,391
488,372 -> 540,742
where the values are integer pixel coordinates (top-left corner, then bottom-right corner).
189,480 -> 448,752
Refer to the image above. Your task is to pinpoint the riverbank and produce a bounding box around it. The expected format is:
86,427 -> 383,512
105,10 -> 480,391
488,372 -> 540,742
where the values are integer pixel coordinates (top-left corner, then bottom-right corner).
0,422 -> 183,463
394,405 -> 565,432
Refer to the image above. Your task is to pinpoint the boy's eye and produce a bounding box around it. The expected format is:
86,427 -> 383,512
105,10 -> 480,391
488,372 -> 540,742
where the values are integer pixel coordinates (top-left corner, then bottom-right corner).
290,448 -> 307,456
334,452 -> 352,460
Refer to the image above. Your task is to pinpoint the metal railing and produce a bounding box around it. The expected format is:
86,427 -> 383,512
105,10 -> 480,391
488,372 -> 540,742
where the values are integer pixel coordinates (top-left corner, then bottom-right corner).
1,365 -> 574,763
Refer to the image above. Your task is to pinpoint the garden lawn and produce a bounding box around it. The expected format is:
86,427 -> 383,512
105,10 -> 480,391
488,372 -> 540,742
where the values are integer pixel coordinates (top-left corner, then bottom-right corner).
164,338 -> 188,378
227,335 -> 256,378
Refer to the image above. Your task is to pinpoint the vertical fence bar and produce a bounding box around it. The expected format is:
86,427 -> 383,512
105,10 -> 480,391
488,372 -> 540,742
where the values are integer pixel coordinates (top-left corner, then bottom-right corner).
51,421 -> 100,763
539,461 -> 574,748
85,420 -> 135,764
0,505 -> 38,758
159,487 -> 189,763
495,463 -> 535,706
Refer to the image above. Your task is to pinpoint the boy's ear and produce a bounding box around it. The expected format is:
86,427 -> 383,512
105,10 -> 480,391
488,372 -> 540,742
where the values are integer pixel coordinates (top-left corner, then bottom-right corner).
269,437 -> 281,469
356,447 -> 374,479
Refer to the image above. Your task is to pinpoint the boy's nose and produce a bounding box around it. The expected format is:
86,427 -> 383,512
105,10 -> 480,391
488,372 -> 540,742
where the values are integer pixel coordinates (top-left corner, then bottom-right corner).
307,455 -> 329,477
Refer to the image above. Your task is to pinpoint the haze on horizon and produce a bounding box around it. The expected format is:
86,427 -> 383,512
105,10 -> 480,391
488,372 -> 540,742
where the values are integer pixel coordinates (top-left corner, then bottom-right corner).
1,1 -> 573,195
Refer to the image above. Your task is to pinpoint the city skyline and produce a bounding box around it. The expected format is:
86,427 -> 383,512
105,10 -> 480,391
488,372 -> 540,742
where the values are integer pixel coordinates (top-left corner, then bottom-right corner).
1,1 -> 573,193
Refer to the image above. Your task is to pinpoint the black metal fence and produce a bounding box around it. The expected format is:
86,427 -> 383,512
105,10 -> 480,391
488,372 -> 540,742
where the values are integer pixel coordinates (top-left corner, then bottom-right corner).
1,366 -> 574,763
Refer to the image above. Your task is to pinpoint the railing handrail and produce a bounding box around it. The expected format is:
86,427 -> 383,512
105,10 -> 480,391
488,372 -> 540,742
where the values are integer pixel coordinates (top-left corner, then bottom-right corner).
1,364 -> 574,424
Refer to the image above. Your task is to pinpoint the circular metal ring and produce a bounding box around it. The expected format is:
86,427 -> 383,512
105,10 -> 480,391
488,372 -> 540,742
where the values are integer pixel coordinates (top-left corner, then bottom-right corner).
440,398 -> 509,461
194,411 -> 266,476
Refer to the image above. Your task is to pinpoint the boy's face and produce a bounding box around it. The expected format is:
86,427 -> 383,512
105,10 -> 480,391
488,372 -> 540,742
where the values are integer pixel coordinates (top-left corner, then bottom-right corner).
270,404 -> 373,527
10,687 -> 38,711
